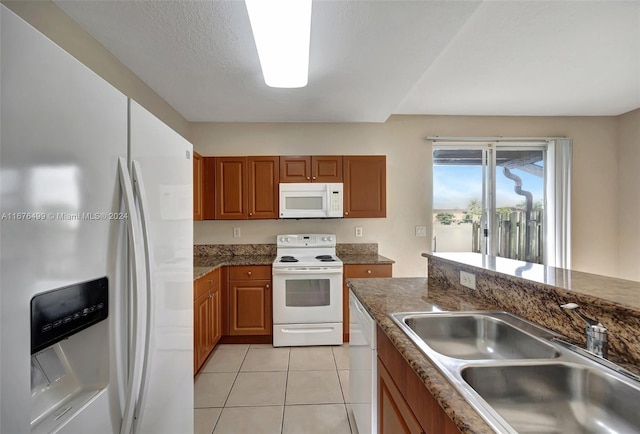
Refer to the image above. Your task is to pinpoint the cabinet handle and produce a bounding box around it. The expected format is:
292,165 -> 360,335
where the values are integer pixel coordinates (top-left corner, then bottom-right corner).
312,176 -> 316,180
247,271 -> 252,276
266,284 -> 270,289
306,176 -> 310,180
345,212 -> 349,216
208,279 -> 213,283
249,212 -> 253,216
367,270 -> 372,274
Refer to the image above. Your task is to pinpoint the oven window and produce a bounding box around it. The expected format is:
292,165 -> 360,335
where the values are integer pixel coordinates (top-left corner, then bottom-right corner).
285,196 -> 323,210
285,279 -> 331,307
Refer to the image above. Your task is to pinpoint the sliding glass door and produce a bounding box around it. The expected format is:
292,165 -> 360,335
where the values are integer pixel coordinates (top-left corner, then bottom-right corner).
433,144 -> 546,264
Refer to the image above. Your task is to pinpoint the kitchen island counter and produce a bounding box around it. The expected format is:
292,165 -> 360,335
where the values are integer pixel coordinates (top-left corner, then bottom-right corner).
348,253 -> 640,433
347,277 -> 496,434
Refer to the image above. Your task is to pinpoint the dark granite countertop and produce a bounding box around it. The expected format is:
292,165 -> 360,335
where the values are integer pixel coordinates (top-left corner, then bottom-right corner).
339,254 -> 394,265
194,255 -> 276,280
193,253 -> 394,280
429,252 -> 640,311
347,277 -> 496,433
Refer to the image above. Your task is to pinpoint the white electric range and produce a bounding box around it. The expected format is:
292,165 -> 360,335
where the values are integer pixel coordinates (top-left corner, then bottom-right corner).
272,234 -> 343,347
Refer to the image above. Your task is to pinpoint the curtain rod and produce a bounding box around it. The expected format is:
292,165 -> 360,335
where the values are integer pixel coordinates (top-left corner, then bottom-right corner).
425,136 -> 566,142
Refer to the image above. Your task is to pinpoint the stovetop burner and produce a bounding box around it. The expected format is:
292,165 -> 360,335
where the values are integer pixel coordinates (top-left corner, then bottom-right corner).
315,255 -> 335,261
274,234 -> 343,269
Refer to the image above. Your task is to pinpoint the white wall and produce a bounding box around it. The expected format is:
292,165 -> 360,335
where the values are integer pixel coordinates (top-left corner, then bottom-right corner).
617,108 -> 640,281
191,115 -> 620,278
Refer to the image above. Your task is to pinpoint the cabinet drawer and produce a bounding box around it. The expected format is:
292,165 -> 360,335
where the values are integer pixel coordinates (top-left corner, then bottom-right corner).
345,264 -> 392,279
229,265 -> 271,280
195,268 -> 220,299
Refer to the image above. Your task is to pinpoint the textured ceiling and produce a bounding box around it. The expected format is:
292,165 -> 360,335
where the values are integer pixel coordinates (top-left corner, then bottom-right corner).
54,0 -> 640,122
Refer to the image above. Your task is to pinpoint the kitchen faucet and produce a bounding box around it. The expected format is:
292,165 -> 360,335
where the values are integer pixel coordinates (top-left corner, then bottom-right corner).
560,303 -> 608,359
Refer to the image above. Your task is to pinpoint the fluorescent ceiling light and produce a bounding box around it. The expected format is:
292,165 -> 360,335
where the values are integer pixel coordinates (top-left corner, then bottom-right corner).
245,0 -> 312,88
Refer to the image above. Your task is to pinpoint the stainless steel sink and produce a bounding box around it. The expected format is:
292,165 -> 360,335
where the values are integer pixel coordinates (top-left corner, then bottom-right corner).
390,311 -> 640,433
401,313 -> 560,360
462,363 -> 640,433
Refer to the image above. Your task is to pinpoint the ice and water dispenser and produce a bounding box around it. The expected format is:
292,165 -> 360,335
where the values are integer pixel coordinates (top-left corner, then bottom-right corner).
30,277 -> 109,432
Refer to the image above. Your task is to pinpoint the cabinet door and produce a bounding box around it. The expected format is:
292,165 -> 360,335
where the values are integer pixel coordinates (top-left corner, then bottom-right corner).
202,157 -> 216,220
280,156 -> 311,182
194,292 -> 212,373
312,156 -> 343,182
229,280 -> 272,336
216,157 -> 248,219
211,285 -> 222,347
193,152 -> 203,221
248,156 -> 279,219
344,155 -> 387,218
343,264 -> 392,342
378,358 -> 424,434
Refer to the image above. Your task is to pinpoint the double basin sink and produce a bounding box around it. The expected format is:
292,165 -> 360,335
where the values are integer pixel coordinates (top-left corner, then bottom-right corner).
391,311 -> 640,433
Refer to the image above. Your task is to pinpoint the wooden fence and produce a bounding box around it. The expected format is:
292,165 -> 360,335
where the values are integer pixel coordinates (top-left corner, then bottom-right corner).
472,209 -> 542,264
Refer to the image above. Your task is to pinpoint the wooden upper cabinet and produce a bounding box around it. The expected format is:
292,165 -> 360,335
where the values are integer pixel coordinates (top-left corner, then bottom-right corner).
313,156 -> 343,182
202,157 -> 216,220
280,156 -> 311,182
280,156 -> 342,182
202,154 -> 385,220
344,155 -> 387,218
193,151 -> 203,221
215,157 -> 248,220
248,156 -> 279,219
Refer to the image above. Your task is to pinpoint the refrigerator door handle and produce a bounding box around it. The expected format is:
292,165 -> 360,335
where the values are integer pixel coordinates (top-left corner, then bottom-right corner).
130,160 -> 154,430
117,157 -> 147,434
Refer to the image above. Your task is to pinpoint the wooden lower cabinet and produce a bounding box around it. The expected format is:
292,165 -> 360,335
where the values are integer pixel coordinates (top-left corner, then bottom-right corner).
343,263 -> 392,342
377,326 -> 461,434
194,268 -> 222,374
228,265 -> 272,336
378,358 -> 424,434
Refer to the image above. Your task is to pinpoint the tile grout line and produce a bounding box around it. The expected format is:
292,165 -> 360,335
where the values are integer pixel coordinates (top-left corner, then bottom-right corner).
211,345 -> 250,433
334,345 -> 356,434
280,346 -> 292,434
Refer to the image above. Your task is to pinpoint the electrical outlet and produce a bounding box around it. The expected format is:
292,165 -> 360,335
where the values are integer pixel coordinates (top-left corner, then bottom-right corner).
415,226 -> 427,237
233,227 -> 241,238
355,226 -> 363,237
460,271 -> 476,290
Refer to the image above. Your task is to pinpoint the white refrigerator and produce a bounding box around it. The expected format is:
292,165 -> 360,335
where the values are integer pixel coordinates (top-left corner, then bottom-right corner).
1,6 -> 194,434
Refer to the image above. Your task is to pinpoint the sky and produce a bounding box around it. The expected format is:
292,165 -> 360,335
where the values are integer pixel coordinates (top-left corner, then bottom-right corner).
433,165 -> 544,210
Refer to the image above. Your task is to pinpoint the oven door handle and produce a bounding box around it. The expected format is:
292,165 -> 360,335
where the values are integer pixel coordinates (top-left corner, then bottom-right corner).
273,268 -> 343,275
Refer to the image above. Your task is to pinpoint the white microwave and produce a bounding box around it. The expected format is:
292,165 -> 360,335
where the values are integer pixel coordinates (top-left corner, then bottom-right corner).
279,183 -> 344,219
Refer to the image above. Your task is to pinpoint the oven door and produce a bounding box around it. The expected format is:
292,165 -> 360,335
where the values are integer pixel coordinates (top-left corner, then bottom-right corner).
272,267 -> 343,324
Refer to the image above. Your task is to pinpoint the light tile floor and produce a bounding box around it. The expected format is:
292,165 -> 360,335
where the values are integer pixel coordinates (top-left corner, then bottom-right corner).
194,344 -> 357,434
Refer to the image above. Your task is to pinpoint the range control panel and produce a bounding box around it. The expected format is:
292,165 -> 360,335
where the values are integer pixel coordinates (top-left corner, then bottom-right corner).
31,277 -> 108,354
276,234 -> 336,247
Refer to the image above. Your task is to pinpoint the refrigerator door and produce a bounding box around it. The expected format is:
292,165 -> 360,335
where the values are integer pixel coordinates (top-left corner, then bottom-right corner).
1,5 -> 127,434
128,100 -> 194,434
